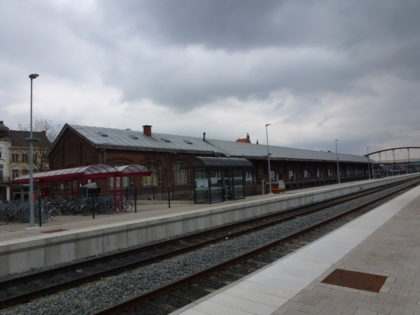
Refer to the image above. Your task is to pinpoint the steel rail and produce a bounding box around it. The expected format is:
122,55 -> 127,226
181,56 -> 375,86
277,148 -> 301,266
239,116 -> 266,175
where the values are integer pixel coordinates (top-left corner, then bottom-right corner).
0,178 -> 416,310
94,180 -> 419,315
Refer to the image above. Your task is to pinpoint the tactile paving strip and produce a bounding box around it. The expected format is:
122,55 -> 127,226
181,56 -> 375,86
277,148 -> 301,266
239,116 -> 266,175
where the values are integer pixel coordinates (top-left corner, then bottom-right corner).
321,268 -> 387,292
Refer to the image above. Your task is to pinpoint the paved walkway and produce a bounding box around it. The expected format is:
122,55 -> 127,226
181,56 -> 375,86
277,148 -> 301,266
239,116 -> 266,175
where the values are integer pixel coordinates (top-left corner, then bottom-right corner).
0,181 -> 359,243
175,185 -> 420,315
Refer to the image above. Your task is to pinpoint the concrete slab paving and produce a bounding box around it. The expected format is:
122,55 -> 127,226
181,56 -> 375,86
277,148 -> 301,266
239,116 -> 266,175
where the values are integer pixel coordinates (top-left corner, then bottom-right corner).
174,184 -> 420,315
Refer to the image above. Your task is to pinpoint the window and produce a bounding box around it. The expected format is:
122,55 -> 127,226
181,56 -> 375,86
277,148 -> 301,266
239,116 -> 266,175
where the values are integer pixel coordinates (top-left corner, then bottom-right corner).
33,154 -> 37,162
0,164 -> 3,179
142,162 -> 159,186
12,154 -> 18,162
109,162 -> 130,189
0,147 -> 2,158
22,169 -> 29,175
22,154 -> 28,162
12,170 -> 19,179
174,162 -> 189,186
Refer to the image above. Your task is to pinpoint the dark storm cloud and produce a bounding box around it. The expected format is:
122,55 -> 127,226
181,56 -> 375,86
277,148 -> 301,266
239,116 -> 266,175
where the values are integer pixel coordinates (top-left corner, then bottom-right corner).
101,0 -> 420,49
91,0 -> 420,110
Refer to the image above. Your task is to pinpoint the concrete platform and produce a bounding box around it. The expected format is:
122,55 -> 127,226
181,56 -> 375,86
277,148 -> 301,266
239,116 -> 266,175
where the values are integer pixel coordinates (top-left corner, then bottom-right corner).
174,183 -> 420,314
0,174 -> 418,278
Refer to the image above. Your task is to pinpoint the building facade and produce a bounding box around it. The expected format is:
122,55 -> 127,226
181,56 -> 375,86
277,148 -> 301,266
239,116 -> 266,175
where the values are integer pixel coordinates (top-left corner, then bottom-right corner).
47,124 -> 370,201
0,121 -> 50,201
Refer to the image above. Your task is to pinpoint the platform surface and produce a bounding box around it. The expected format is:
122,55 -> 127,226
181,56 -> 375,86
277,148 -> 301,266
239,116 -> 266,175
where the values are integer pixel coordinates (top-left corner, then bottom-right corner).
174,185 -> 420,315
0,180 -> 367,243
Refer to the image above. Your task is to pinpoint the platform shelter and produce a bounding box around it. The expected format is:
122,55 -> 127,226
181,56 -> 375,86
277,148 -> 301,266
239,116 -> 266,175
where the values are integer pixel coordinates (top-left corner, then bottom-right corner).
182,156 -> 254,204
11,164 -> 151,212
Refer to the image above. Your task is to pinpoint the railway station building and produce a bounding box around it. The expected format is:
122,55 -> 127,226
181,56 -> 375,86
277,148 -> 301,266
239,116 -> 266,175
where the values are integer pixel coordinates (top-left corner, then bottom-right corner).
48,124 -> 370,203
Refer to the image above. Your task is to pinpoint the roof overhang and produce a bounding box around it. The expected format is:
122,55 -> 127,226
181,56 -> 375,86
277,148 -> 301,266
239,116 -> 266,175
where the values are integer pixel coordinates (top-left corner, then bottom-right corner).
12,164 -> 150,184
181,156 -> 254,169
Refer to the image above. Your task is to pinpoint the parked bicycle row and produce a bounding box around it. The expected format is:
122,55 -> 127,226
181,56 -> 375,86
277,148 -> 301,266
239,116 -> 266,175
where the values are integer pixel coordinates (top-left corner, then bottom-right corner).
0,196 -> 134,224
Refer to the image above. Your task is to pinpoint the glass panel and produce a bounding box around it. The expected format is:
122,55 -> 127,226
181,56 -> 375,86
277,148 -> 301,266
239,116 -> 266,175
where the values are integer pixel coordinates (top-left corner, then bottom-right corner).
194,169 -> 209,203
233,169 -> 244,199
209,170 -> 222,203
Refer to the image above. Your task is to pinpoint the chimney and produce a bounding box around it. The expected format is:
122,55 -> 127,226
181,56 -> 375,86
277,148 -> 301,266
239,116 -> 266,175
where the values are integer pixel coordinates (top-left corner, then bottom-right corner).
0,121 -> 3,125
246,132 -> 250,143
203,132 -> 206,141
143,125 -> 152,137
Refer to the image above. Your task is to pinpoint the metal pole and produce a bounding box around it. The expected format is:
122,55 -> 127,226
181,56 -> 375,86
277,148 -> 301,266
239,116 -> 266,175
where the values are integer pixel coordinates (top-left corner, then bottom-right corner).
367,147 -> 371,180
335,139 -> 340,184
407,148 -> 410,174
371,154 -> 375,179
265,124 -> 272,194
28,74 -> 39,227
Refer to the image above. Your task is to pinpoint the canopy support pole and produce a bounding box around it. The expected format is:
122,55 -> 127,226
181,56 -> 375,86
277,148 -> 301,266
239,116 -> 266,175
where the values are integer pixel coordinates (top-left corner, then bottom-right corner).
77,179 -> 80,198
120,176 -> 123,212
113,176 -> 117,213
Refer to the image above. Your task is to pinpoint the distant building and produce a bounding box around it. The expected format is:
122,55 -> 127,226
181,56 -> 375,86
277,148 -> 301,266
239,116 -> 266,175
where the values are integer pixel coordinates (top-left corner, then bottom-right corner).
47,124 -> 370,202
236,133 -> 251,143
0,121 -> 50,201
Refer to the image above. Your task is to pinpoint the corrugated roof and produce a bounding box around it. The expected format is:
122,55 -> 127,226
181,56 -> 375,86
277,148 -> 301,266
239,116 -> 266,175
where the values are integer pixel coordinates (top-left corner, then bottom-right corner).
67,125 -> 368,164
207,139 -> 369,163
71,125 -> 222,154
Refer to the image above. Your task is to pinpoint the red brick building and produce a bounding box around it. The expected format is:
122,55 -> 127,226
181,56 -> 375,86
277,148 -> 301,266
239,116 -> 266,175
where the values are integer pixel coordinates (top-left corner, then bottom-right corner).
48,124 -> 370,201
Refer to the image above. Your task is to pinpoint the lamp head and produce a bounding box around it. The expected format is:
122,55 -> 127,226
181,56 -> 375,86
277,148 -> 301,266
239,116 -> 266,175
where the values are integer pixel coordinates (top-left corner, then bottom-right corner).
265,123 -> 271,127
29,74 -> 39,79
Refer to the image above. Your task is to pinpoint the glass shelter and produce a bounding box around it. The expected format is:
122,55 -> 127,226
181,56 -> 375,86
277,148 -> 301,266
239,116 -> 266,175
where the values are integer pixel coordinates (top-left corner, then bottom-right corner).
182,157 -> 254,204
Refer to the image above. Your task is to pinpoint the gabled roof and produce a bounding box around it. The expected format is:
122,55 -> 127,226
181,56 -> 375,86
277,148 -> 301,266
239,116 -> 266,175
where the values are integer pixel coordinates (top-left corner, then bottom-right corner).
50,124 -> 369,164
50,124 -> 222,155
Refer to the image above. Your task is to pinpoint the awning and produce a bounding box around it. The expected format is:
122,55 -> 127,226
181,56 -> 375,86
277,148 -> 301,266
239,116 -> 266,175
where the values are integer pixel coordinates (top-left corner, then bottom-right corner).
12,164 -> 150,184
181,156 -> 254,169
115,164 -> 151,177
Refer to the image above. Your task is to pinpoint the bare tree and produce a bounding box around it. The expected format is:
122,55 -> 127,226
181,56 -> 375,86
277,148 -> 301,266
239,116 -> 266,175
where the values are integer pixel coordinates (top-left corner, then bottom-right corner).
18,118 -> 60,142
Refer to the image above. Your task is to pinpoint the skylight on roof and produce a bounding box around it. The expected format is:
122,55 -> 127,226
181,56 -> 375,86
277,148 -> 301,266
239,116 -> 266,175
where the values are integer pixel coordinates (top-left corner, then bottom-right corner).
97,132 -> 108,137
129,134 -> 139,140
160,138 -> 171,143
183,140 -> 193,145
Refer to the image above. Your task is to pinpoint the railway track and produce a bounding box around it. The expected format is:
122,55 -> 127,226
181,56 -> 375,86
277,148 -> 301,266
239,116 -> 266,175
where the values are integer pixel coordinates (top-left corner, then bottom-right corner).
1,178 -> 419,314
94,178 -> 420,314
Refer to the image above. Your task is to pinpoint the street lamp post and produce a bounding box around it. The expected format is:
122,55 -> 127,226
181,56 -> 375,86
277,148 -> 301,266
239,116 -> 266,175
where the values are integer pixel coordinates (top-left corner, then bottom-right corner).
265,124 -> 272,194
367,146 -> 371,180
28,73 -> 39,227
335,139 -> 341,184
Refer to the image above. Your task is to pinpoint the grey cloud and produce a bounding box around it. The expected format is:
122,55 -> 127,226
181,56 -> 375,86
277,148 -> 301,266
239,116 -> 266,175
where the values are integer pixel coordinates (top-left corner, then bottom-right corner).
1,0 -> 420,155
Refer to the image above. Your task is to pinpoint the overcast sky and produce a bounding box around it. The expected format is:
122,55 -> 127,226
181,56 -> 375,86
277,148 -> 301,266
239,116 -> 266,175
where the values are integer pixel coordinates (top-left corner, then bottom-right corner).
1,0 -> 419,157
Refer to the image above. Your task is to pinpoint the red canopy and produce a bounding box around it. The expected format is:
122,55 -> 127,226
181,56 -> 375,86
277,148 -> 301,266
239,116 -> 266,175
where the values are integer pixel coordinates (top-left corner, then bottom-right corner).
11,164 -> 150,184
115,164 -> 151,177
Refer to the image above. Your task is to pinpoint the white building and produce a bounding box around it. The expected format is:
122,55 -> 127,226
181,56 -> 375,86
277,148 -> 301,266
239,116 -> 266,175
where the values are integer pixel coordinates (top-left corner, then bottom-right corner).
0,121 -> 11,200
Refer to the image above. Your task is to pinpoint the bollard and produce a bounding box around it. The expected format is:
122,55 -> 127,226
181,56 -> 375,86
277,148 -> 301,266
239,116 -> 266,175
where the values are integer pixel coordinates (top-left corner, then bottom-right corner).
168,189 -> 171,208
134,188 -> 137,213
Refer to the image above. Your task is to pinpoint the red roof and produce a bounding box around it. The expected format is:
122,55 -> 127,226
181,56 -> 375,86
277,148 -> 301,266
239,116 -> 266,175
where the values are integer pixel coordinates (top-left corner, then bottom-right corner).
11,164 -> 151,184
